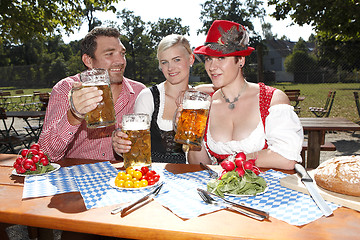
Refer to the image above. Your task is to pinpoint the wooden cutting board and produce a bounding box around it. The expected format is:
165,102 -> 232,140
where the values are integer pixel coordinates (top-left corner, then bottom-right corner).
280,170 -> 360,211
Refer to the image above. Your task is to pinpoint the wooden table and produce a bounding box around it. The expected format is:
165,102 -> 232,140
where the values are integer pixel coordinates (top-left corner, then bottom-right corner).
300,117 -> 360,168
0,154 -> 360,240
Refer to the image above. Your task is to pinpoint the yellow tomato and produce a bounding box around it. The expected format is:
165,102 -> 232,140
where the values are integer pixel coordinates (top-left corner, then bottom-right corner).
116,171 -> 126,180
124,180 -> 134,188
123,173 -> 132,181
126,167 -> 133,174
131,177 -> 138,183
140,179 -> 148,187
127,168 -> 135,177
133,180 -> 142,188
115,179 -> 125,188
133,170 -> 142,180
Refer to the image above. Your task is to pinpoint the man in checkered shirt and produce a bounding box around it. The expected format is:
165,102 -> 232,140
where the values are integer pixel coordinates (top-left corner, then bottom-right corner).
38,27 -> 146,162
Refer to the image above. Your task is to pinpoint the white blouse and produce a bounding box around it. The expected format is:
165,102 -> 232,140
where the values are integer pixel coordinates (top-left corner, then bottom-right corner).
134,82 -> 173,131
205,104 -> 304,163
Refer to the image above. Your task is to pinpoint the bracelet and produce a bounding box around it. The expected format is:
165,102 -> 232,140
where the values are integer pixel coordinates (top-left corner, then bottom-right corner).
69,90 -> 85,119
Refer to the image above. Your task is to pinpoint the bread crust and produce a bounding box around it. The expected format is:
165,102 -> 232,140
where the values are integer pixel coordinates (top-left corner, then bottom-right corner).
314,155 -> 360,197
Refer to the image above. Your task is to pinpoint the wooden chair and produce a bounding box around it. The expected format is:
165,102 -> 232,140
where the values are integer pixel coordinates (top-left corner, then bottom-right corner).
309,91 -> 336,117
354,92 -> 360,124
0,108 -> 32,153
284,89 -> 304,115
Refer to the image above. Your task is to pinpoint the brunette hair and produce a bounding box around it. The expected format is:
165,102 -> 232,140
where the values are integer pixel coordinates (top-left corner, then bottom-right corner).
81,27 -> 121,59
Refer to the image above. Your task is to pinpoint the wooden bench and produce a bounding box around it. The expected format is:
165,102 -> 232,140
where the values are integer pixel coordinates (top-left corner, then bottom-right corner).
309,91 -> 336,118
301,141 -> 336,167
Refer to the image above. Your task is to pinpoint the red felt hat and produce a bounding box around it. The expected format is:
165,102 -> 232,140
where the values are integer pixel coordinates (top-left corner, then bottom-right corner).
194,20 -> 254,57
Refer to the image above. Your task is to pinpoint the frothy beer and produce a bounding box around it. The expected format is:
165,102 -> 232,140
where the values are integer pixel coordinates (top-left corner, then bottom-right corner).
122,114 -> 151,169
174,99 -> 210,146
82,82 -> 115,128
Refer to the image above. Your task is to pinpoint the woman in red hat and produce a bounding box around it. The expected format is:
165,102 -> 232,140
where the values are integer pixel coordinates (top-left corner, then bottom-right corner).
188,20 -> 303,170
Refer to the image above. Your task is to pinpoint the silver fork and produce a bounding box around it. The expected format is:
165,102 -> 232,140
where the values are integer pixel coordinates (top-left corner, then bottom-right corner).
197,189 -> 268,221
200,163 -> 219,179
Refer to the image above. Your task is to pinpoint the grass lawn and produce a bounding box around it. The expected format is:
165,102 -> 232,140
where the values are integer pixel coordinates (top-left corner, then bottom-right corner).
1,82 -> 360,123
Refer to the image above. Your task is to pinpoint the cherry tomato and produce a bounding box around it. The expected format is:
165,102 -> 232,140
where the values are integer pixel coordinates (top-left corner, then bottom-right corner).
124,180 -> 134,188
148,179 -> 155,186
141,166 -> 149,174
133,181 -> 142,188
123,173 -> 132,181
140,179 -> 148,187
149,170 -> 157,175
126,167 -> 133,174
116,171 -> 126,180
153,174 -> 160,182
127,168 -> 135,177
133,170 -> 142,180
115,179 -> 125,188
145,171 -> 154,179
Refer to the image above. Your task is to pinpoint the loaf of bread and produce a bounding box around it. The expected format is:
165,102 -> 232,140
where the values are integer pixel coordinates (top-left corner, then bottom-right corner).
314,155 -> 360,197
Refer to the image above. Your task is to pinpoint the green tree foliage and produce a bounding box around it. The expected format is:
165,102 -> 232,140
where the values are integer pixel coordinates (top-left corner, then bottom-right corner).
148,18 -> 190,47
0,0 -> 121,44
268,0 -> 359,41
284,38 -> 317,83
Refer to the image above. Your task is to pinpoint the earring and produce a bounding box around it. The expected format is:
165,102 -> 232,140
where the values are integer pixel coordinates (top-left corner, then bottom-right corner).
239,64 -> 243,68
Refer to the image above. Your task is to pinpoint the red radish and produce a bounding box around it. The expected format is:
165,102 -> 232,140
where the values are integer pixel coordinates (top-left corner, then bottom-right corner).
21,149 -> 29,158
23,159 -> 34,170
243,161 -> 254,170
248,158 -> 256,165
220,160 -> 235,171
253,166 -> 261,175
16,165 -> 26,174
234,159 -> 243,168
40,157 -> 49,166
29,164 -> 37,171
235,152 -> 246,161
31,155 -> 40,164
235,167 -> 245,177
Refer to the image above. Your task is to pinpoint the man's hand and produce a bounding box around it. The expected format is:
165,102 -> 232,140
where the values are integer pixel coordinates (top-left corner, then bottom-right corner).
112,129 -> 132,155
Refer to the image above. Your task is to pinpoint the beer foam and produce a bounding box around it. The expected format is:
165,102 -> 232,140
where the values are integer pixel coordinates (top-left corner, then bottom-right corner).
122,122 -> 149,131
82,82 -> 107,86
183,100 -> 210,109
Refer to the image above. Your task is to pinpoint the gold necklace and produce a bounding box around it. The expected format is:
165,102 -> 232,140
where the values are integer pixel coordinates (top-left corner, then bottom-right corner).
220,81 -> 247,109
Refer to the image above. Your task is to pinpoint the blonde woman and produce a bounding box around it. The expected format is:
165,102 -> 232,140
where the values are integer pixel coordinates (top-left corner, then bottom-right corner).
113,34 -> 194,163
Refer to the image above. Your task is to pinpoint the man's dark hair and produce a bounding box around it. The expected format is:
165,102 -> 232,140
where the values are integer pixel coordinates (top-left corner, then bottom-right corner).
80,27 -> 121,59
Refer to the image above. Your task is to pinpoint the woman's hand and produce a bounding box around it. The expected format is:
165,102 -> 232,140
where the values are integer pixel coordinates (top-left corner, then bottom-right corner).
112,129 -> 132,155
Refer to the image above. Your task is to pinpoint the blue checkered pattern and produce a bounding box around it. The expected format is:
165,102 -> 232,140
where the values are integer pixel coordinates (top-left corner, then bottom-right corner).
23,164 -> 339,226
23,161 -> 117,199
156,169 -> 339,225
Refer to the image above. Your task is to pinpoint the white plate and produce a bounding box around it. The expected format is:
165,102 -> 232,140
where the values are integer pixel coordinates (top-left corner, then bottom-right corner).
12,163 -> 61,177
109,176 -> 163,191
224,186 -> 269,197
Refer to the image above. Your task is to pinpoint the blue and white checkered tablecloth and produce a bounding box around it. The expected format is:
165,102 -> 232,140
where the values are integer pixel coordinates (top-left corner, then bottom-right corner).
23,161 -> 117,199
23,163 -> 339,226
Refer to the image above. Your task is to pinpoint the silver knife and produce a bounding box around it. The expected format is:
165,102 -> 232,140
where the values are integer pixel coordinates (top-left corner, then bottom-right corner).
294,164 -> 333,217
111,182 -> 164,217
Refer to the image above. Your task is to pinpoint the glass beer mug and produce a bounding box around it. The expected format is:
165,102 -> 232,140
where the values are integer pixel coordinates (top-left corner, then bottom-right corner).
121,113 -> 152,169
174,90 -> 211,147
79,68 -> 116,128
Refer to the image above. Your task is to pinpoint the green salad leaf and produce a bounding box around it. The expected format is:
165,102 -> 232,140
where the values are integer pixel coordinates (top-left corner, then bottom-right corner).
207,170 -> 267,197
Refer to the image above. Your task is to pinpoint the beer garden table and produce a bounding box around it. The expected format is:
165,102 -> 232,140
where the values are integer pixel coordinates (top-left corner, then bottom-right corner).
300,117 -> 360,168
0,154 -> 359,240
